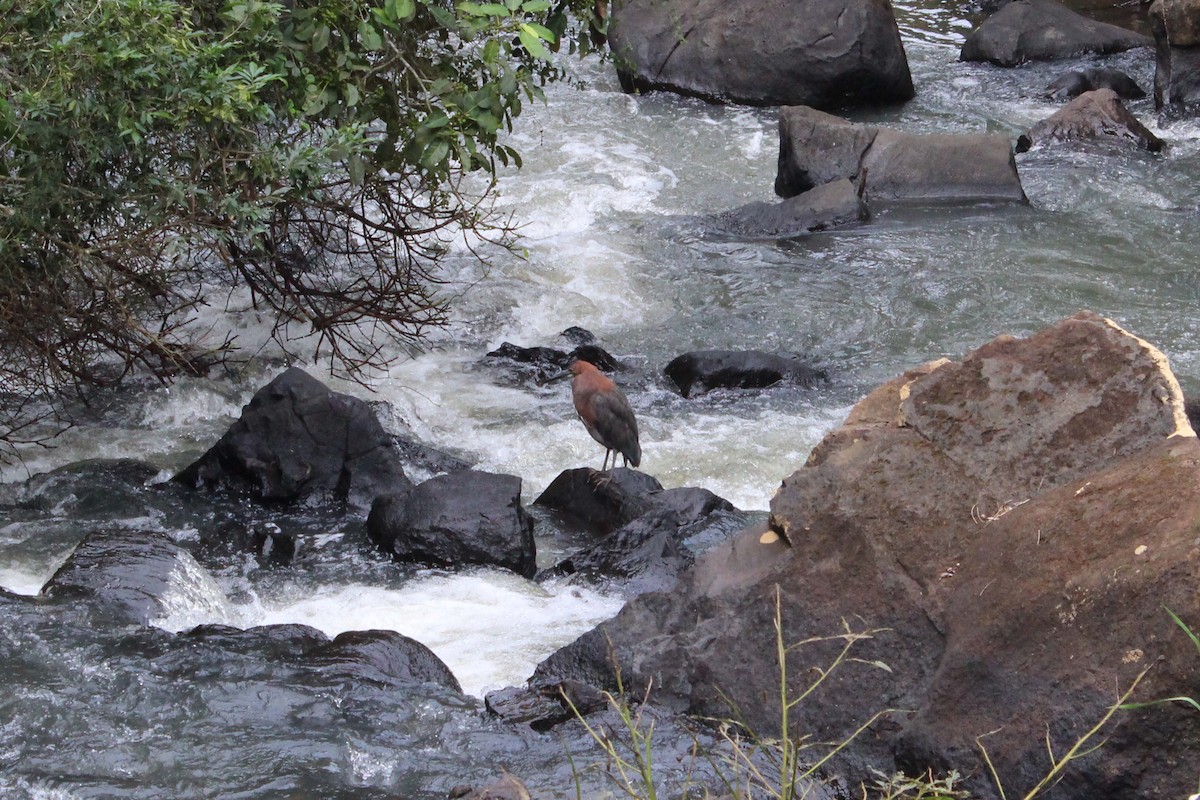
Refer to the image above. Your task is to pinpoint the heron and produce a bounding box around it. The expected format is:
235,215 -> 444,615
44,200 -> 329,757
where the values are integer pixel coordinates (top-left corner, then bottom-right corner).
569,359 -> 641,470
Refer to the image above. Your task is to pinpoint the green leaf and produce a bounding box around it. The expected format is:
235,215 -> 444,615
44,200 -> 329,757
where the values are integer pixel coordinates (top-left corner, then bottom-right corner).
387,0 -> 417,21
421,139 -> 450,170
458,1 -> 509,16
523,22 -> 555,40
517,23 -> 552,60
520,0 -> 552,11
358,20 -> 383,51
481,39 -> 500,63
311,24 -> 330,53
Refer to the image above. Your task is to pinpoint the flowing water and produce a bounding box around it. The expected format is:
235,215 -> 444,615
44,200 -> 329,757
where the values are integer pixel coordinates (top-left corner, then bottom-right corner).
3,2 -> 1200,797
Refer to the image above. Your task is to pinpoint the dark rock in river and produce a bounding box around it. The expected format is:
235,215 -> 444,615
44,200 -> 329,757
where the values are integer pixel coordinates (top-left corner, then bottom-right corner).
960,0 -> 1152,66
484,678 -> 609,730
534,467 -> 667,534
775,106 -> 1027,204
184,623 -> 330,661
710,179 -> 868,239
536,467 -> 745,594
1151,0 -> 1200,113
549,506 -> 752,596
484,328 -> 626,386
1017,89 -> 1165,152
607,0 -> 914,109
536,312 -> 1200,798
664,350 -> 829,398
368,470 -> 537,578
306,629 -> 462,693
42,529 -> 220,626
174,367 -> 412,510
1042,67 -> 1145,100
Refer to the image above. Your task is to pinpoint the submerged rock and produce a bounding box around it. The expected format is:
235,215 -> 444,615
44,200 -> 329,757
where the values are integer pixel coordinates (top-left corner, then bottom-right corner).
960,0 -> 1152,66
710,178 -> 868,239
664,350 -> 828,397
1042,67 -> 1145,100
775,106 -> 1027,204
1017,88 -> 1165,152
42,529 -> 225,627
368,471 -> 537,578
174,367 -> 412,510
607,0 -> 914,109
535,312 -> 1200,798
307,629 -> 462,693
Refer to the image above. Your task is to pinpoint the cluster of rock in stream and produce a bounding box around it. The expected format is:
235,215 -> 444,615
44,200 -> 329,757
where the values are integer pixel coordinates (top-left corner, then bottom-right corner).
6,311 -> 1200,798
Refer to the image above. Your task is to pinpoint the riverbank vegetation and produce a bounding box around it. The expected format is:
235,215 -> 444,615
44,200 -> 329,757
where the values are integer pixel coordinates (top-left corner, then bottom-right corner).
0,0 -> 602,454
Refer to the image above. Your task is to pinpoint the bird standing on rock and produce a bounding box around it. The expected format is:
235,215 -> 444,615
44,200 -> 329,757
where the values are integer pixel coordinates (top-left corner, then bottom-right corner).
570,359 -> 641,470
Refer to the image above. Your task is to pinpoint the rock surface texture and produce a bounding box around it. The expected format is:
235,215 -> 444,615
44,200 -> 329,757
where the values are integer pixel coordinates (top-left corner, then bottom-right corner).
174,367 -> 411,509
664,349 -> 829,397
535,312 -> 1200,799
775,106 -> 1027,203
1017,89 -> 1164,152
960,0 -> 1152,66
607,0 -> 914,108
368,470 -> 537,578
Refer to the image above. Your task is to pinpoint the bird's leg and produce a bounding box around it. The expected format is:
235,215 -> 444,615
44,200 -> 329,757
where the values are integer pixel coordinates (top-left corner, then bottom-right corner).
602,449 -> 612,472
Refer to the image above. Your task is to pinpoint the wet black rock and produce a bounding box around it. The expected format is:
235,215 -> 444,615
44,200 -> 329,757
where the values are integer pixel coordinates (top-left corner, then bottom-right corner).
42,529 -> 214,626
483,333 -> 626,387
184,623 -> 331,661
368,470 -> 537,578
535,467 -> 749,594
534,467 -> 662,534
664,350 -> 828,398
1,458 -> 161,514
484,678 -> 609,730
174,367 -> 413,510
549,506 -> 755,596
306,629 -> 463,693
1042,67 -> 1145,100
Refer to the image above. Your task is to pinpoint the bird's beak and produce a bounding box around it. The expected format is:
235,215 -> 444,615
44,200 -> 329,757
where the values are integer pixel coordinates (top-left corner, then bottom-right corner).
537,366 -> 572,386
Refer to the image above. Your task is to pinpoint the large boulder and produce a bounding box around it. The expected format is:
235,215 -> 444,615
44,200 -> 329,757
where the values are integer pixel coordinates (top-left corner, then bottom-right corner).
1150,0 -> 1200,112
367,470 -> 536,578
775,106 -> 1027,204
960,0 -> 1152,66
664,349 -> 828,398
535,312 -> 1200,799
1016,89 -> 1165,152
607,0 -> 915,109
174,367 -> 412,509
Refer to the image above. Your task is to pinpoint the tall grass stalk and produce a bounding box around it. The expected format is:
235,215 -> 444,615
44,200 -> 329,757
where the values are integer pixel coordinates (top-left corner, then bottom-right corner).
707,585 -> 896,800
976,663 -> 1155,800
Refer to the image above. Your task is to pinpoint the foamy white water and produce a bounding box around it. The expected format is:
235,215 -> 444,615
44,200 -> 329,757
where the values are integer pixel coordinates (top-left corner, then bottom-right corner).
253,571 -> 624,697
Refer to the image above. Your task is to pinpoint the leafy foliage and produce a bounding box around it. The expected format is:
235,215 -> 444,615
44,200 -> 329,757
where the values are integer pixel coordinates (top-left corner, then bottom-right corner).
0,0 -> 603,450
